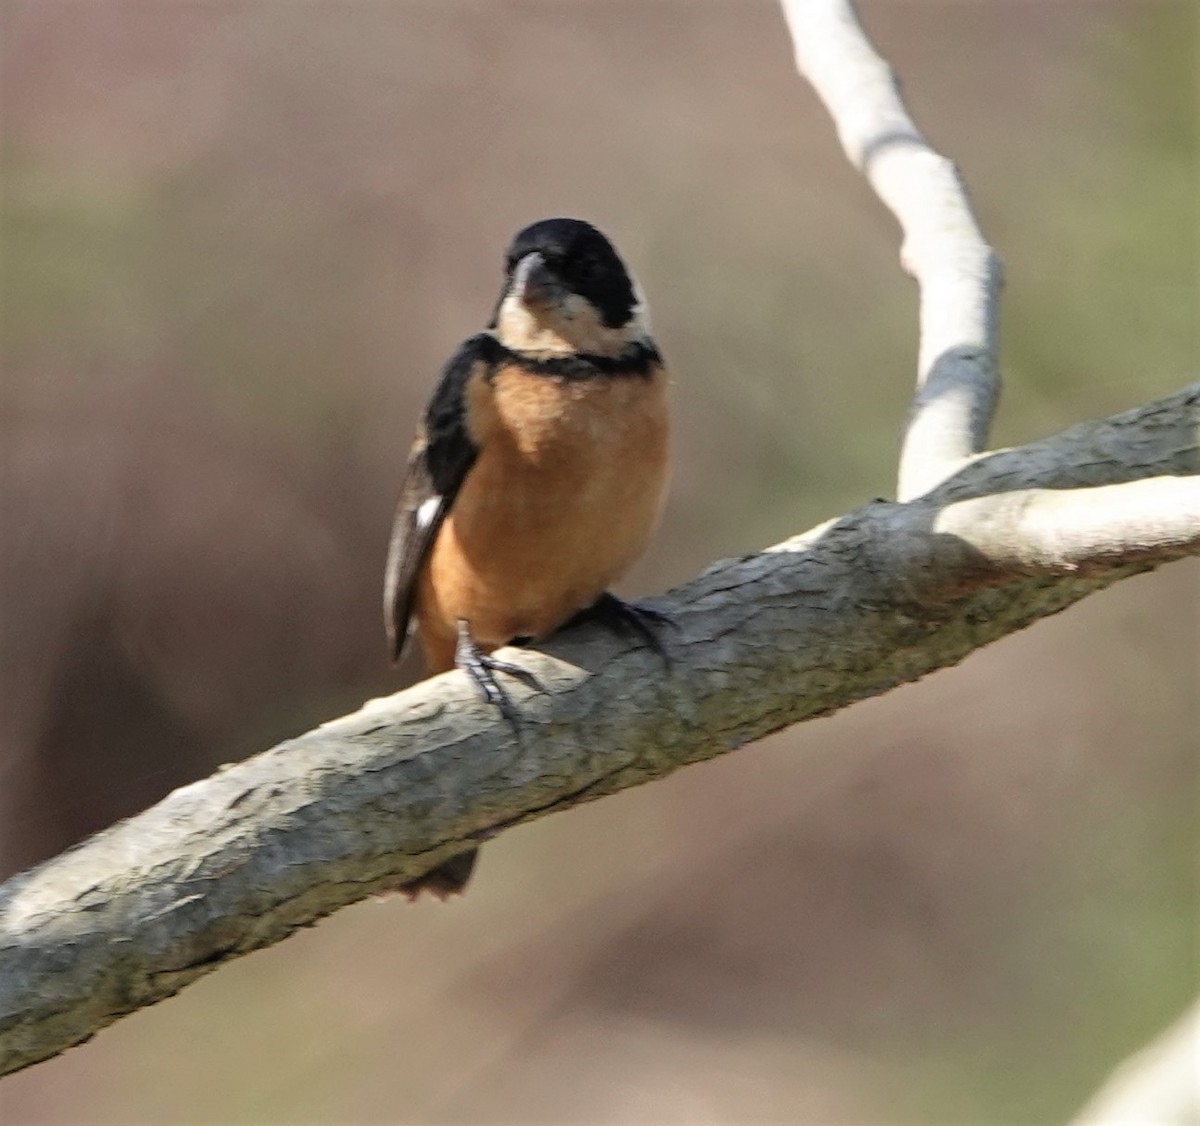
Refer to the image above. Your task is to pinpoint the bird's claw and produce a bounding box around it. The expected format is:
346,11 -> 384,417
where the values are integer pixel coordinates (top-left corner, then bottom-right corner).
455,620 -> 541,724
577,592 -> 673,659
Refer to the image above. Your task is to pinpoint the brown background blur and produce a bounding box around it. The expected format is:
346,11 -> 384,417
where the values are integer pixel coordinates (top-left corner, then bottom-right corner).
1,2 -> 1196,1123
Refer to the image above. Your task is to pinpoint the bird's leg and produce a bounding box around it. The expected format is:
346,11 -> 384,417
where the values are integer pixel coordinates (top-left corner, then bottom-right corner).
454,619 -> 542,723
571,591 -> 673,658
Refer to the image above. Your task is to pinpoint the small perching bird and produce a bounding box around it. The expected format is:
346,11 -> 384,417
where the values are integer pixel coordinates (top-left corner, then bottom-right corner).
383,218 -> 671,897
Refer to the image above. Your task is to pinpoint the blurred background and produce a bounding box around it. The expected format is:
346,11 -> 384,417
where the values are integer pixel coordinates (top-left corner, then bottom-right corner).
1,1 -> 1196,1122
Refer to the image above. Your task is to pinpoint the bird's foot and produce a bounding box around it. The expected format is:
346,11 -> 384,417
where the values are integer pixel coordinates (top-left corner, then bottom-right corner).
455,619 -> 542,724
573,591 -> 673,659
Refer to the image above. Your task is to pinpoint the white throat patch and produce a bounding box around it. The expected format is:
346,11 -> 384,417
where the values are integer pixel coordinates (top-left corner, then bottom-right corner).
492,254 -> 651,359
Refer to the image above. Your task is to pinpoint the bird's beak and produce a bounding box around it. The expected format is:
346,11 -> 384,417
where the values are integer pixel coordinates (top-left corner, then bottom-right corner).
512,252 -> 561,312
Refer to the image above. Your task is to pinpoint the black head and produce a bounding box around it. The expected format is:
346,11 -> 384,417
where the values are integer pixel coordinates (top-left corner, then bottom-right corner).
503,218 -> 638,330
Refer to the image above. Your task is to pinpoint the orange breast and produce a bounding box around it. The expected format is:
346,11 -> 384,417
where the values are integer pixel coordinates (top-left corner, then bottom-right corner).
419,362 -> 669,660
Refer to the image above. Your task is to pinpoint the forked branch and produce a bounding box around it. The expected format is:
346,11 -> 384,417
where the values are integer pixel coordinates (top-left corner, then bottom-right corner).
0,0 -> 1195,1089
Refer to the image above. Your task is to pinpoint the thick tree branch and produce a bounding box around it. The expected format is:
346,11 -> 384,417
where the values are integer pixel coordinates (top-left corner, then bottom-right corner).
782,0 -> 1003,499
1,386 -> 1198,1078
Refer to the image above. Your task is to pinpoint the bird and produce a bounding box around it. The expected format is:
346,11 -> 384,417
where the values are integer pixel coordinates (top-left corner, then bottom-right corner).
383,217 -> 671,899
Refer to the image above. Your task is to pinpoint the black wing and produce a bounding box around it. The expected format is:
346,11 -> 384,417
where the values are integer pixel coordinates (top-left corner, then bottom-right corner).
383,335 -> 490,661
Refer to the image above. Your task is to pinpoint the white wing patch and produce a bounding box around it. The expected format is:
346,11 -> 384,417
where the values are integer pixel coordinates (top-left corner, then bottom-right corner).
415,496 -> 442,531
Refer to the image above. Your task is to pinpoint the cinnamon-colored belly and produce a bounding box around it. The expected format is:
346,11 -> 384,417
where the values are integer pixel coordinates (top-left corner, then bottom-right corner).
417,362 -> 669,669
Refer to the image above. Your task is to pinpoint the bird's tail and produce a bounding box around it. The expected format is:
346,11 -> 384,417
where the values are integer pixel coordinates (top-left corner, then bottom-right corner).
396,847 -> 478,901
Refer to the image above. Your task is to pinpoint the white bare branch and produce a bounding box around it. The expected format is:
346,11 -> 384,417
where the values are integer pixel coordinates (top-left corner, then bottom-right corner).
934,476 -> 1200,575
781,0 -> 1003,499
1069,1000 -> 1200,1126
